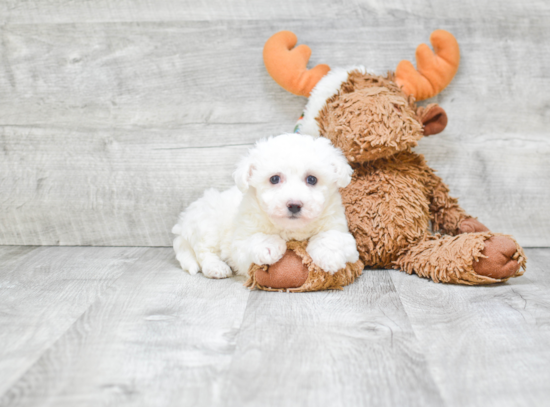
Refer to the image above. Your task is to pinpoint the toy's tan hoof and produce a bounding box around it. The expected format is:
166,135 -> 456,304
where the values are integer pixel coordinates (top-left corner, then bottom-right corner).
458,218 -> 490,234
474,236 -> 521,279
255,250 -> 309,289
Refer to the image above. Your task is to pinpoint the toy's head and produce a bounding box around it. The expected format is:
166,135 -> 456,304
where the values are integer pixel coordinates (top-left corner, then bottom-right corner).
263,30 -> 459,163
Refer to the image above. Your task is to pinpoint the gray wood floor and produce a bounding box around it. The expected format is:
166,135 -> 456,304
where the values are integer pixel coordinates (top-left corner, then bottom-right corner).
0,246 -> 549,407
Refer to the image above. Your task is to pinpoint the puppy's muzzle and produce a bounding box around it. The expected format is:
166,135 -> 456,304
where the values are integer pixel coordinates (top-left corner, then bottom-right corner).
287,201 -> 303,214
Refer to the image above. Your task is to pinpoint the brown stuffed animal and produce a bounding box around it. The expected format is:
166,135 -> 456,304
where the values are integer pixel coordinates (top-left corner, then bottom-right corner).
245,240 -> 364,292
254,30 -> 526,288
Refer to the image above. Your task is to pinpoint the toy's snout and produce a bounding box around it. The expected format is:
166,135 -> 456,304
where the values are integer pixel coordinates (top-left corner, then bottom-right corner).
320,87 -> 424,163
319,85 -> 450,163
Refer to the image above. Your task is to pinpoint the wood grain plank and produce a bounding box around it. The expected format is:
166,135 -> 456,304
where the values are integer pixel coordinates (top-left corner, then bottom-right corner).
0,125 -> 253,246
0,22 -> 303,129
0,246 -> 145,397
1,127 -> 547,246
1,19 -> 548,135
1,246 -> 550,406
416,135 -> 550,246
0,0 -> 547,23
0,17 -> 548,246
389,248 -> 550,407
220,270 -> 444,407
0,247 -> 250,407
0,246 -> 39,266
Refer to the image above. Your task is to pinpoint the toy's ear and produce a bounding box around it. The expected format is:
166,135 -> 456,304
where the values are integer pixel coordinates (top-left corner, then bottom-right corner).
233,155 -> 256,192
417,103 -> 448,136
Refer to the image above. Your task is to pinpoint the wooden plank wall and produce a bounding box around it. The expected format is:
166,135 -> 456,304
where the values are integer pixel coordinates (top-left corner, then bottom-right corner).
1,1 -> 549,246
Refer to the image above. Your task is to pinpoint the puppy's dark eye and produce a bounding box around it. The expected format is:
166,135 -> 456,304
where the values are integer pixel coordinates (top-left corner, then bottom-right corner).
270,175 -> 280,184
306,175 -> 317,185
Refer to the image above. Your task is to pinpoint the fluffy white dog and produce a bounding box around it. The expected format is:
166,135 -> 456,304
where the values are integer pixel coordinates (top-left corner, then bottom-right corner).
172,133 -> 359,279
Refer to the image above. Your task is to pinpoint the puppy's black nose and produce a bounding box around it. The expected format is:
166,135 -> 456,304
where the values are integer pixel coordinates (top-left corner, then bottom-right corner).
287,203 -> 302,214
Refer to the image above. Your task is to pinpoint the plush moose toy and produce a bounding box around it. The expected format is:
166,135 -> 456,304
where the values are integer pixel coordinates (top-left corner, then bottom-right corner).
246,29 -> 526,291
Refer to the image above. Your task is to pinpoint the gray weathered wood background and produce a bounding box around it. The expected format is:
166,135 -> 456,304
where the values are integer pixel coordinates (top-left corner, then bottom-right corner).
1,0 -> 549,246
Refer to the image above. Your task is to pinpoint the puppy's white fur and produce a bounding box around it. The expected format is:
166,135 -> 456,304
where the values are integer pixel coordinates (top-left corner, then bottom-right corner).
172,133 -> 359,279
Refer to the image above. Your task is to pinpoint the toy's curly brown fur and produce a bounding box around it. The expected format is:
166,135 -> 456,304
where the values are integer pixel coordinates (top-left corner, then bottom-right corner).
317,70 -> 526,284
318,72 -> 423,163
245,240 -> 364,292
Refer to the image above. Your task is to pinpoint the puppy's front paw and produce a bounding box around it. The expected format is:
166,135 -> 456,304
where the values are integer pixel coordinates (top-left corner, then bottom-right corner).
252,235 -> 287,265
307,245 -> 347,274
307,231 -> 359,274
201,259 -> 233,279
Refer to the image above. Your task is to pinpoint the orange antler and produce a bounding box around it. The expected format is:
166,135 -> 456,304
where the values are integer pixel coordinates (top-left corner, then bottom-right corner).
395,30 -> 460,101
263,31 -> 330,97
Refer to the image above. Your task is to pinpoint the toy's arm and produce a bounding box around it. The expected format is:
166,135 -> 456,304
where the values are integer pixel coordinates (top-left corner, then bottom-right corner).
426,171 -> 489,235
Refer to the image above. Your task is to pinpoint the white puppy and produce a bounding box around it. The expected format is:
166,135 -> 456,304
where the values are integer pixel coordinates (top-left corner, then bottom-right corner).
172,133 -> 359,279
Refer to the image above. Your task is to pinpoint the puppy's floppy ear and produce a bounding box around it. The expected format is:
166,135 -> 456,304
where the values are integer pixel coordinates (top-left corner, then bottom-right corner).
331,152 -> 353,188
318,137 -> 353,188
233,153 -> 256,192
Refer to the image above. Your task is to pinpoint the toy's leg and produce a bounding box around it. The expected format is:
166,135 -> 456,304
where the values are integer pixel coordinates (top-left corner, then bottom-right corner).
254,249 -> 309,289
245,241 -> 363,292
396,232 -> 526,284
